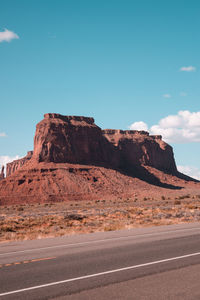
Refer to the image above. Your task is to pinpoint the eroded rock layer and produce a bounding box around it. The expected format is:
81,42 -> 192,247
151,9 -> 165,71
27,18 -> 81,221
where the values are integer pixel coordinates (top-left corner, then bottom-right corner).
102,129 -> 177,173
6,151 -> 33,177
33,113 -> 117,166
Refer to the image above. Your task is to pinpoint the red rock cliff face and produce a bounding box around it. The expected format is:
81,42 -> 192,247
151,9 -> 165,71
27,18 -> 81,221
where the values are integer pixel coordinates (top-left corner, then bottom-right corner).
6,151 -> 33,177
1,113 -> 197,206
0,166 -> 4,180
33,113 -> 117,166
6,113 -> 177,176
102,129 -> 177,173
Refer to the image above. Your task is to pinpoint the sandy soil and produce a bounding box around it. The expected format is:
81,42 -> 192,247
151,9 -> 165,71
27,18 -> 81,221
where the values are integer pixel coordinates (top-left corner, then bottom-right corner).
1,188 -> 200,242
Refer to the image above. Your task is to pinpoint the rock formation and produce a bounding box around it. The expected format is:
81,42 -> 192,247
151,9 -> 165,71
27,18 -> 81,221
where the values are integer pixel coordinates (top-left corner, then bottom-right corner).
0,113 -> 198,205
102,129 -> 177,174
8,113 -> 177,175
6,151 -> 33,177
0,166 -> 4,180
29,114 -> 177,173
32,113 -> 117,166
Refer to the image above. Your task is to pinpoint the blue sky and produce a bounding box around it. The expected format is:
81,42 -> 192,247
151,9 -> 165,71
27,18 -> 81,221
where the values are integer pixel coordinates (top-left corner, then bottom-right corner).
0,0 -> 199,179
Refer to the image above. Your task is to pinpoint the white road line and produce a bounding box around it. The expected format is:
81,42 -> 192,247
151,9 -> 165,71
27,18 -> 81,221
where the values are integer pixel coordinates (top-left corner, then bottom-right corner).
0,226 -> 199,257
1,251 -> 200,297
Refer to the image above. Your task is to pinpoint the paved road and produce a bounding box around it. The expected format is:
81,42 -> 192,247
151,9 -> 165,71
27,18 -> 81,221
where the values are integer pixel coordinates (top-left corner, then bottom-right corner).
0,223 -> 200,299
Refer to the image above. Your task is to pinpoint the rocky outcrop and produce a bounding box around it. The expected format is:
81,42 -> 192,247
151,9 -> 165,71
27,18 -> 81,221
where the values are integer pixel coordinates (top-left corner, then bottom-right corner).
102,129 -> 177,173
0,166 -> 4,180
32,113 -> 118,167
6,114 -> 177,176
1,113 -> 197,205
6,151 -> 33,177
31,113 -> 176,174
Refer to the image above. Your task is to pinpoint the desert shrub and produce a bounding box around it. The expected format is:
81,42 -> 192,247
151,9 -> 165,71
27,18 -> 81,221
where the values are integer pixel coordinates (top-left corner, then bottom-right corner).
104,223 -> 123,231
1,226 -> 15,232
187,204 -> 198,209
17,206 -> 24,212
174,200 -> 181,205
178,194 -> 190,200
64,214 -> 85,221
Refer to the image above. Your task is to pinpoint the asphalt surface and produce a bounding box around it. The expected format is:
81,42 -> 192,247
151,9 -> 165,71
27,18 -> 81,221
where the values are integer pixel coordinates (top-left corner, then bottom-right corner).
0,223 -> 200,300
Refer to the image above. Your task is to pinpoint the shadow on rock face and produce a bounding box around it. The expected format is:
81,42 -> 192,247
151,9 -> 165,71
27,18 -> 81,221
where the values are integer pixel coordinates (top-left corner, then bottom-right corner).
117,164 -> 184,190
174,171 -> 199,183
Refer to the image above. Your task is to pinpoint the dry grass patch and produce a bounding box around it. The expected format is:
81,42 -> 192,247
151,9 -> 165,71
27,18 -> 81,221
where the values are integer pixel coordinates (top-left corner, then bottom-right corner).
1,193 -> 200,242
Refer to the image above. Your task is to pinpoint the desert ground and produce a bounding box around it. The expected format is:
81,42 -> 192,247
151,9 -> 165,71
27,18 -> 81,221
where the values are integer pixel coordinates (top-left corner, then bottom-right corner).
1,185 -> 200,243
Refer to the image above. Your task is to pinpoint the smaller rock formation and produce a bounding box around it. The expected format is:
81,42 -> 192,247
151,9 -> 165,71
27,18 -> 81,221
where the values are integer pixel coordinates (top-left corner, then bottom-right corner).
6,151 -> 33,177
102,129 -> 177,174
0,166 -> 4,180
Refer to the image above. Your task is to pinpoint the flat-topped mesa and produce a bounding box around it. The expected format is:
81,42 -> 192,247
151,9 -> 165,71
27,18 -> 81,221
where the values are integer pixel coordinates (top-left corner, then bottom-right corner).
5,113 -> 177,177
33,113 -> 115,165
0,113 -> 198,206
35,114 -> 177,174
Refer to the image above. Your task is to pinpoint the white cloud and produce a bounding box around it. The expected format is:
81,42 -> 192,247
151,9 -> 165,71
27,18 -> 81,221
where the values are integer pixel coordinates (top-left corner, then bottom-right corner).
180,66 -> 196,72
0,155 -> 21,173
163,94 -> 171,98
0,132 -> 6,137
151,111 -> 200,143
129,110 -> 200,143
129,121 -> 148,131
177,165 -> 200,180
0,29 -> 19,43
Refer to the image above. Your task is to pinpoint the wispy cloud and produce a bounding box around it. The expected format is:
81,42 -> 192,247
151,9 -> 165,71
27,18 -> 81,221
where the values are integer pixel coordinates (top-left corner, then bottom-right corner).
129,110 -> 200,143
0,29 -> 19,43
0,132 -> 6,137
180,66 -> 196,72
163,94 -> 171,98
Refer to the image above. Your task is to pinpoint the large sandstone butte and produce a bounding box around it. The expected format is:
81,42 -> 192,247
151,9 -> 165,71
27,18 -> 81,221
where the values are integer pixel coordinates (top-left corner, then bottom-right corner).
0,113 -> 198,205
